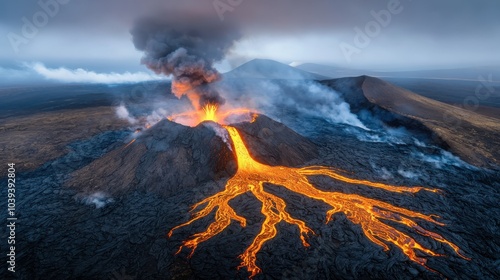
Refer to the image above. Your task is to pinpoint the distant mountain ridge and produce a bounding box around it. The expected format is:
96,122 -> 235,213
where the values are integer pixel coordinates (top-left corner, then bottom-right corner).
322,76 -> 500,168
296,63 -> 368,78
297,63 -> 500,81
224,59 -> 327,80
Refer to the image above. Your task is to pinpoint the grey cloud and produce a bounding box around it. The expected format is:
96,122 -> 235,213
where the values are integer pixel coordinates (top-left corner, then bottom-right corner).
131,15 -> 241,108
1,0 -> 499,70
3,1 -> 499,35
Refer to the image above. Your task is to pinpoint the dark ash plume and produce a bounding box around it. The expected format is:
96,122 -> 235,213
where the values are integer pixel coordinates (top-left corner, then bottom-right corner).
131,17 -> 241,109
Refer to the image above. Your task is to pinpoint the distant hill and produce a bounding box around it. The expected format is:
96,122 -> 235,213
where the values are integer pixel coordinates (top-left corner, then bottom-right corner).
297,63 -> 500,81
374,66 -> 500,81
323,76 -> 500,168
224,59 -> 327,80
67,115 -> 318,196
296,63 -> 369,78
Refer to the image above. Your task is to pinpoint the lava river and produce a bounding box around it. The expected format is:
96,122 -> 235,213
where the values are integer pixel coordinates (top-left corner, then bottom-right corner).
167,107 -> 468,278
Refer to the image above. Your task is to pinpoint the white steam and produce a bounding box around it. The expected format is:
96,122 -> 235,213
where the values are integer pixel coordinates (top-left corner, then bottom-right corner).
203,122 -> 232,150
116,104 -> 172,130
218,79 -> 367,130
30,62 -> 162,84
79,192 -> 114,209
370,162 -> 394,180
412,150 -> 476,169
397,169 -> 420,179
116,105 -> 138,124
353,127 -> 408,145
145,108 -> 168,126
290,82 -> 367,129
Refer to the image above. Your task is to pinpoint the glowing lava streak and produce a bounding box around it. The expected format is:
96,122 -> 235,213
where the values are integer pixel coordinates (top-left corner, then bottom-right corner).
169,126 -> 469,278
202,104 -> 218,123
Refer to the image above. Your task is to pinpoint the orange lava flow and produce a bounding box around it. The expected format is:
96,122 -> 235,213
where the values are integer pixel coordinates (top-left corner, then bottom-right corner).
168,126 -> 469,278
124,138 -> 136,148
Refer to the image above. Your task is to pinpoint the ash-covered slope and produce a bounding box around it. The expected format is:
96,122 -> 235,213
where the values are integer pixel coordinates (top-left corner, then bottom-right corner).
322,76 -> 500,168
67,115 -> 318,196
233,115 -> 318,166
0,106 -> 130,177
67,119 -> 234,196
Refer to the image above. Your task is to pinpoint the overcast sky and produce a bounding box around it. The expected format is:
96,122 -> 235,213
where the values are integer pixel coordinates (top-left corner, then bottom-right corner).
1,0 -> 499,83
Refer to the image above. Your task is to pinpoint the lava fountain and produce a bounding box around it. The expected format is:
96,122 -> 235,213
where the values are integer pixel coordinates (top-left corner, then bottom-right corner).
167,105 -> 468,278
167,103 -> 257,127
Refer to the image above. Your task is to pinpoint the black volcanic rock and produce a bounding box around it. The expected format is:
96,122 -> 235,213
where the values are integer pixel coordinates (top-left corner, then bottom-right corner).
322,76 -> 500,168
66,115 -> 318,196
233,115 -> 318,167
67,119 -> 235,196
360,76 -> 500,168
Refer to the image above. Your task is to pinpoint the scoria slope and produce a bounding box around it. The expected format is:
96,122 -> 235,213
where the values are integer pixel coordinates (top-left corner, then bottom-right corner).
323,76 -> 500,168
66,115 -> 318,196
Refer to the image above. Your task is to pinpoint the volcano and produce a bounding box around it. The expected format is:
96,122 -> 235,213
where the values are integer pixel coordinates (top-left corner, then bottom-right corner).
2,0 -> 500,277
2,70 -> 498,279
67,101 -> 469,278
67,115 -> 318,196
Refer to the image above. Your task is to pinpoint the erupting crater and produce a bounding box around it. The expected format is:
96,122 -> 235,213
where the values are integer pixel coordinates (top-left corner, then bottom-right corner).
167,105 -> 469,278
167,103 -> 256,127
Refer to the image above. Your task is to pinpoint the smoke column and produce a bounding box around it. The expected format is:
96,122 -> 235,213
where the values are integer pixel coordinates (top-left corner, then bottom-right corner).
131,17 -> 240,109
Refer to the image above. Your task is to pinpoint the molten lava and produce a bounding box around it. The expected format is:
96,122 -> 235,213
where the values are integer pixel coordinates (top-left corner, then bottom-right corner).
168,124 -> 468,277
202,104 -> 218,123
167,104 -> 256,127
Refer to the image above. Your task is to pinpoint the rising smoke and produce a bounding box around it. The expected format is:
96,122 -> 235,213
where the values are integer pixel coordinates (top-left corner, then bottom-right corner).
214,78 -> 367,130
131,16 -> 241,109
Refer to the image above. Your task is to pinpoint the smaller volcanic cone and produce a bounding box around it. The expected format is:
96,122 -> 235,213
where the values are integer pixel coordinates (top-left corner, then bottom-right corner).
66,115 -> 318,196
67,119 -> 234,196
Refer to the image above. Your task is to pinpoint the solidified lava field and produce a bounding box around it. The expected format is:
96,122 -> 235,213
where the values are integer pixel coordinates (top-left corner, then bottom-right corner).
3,1 -> 500,279
0,81 -> 499,279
